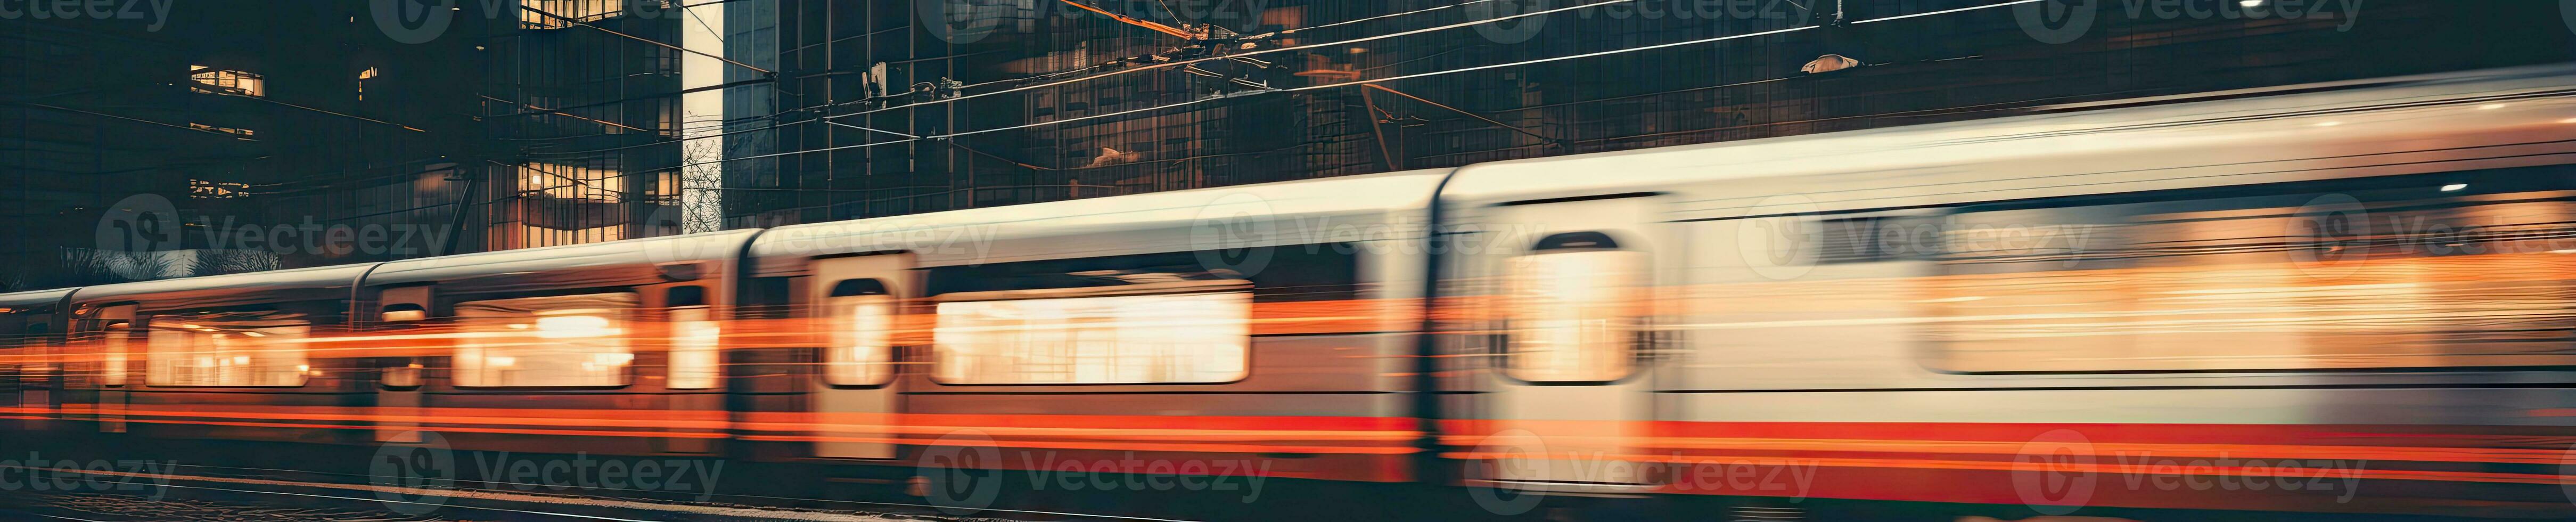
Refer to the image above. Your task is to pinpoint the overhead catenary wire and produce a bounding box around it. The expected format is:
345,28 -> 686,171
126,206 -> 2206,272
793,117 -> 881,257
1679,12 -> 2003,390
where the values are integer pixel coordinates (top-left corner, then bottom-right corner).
669,0 -> 2046,173
825,0 -> 1636,120
751,0 -> 1529,120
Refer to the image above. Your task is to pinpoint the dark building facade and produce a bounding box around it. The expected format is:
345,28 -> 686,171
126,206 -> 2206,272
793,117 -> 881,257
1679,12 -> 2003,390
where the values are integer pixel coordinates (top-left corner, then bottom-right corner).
6,1 -> 2572,290
1,0 -> 697,291
712,0 -> 2573,227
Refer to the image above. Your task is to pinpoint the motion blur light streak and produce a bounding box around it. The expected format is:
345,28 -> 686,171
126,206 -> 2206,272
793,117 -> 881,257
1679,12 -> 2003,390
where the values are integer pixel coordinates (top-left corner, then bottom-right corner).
21,63 -> 2576,520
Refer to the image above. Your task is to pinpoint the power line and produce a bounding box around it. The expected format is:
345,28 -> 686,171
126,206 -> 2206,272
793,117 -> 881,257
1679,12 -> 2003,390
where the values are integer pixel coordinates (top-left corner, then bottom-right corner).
520,4 -> 772,75
675,0 -> 2042,172
825,0 -> 1634,121
752,0 -> 1526,123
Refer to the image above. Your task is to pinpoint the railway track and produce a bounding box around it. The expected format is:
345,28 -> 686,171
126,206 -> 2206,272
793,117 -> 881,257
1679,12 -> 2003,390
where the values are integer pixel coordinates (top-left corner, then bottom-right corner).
0,462 -> 1193,522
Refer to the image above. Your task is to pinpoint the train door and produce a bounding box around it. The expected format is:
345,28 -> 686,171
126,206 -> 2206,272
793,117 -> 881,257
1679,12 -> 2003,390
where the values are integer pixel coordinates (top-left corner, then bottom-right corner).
373,286 -> 433,444
808,253 -> 914,460
27,319 -> 54,417
642,282 -> 721,454
10,315 -> 56,429
1466,194 -> 1671,492
75,304 -> 138,433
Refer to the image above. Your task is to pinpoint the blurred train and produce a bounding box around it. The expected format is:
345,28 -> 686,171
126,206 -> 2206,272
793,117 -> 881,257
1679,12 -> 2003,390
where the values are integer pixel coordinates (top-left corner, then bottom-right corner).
10,64 -> 2576,520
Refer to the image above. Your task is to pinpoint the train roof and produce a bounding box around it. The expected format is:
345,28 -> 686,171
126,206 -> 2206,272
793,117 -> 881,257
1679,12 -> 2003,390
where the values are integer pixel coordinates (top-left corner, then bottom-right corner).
0,289 -> 73,311
1441,64 -> 2576,215
66,263 -> 380,310
749,169 -> 1450,268
366,229 -> 760,287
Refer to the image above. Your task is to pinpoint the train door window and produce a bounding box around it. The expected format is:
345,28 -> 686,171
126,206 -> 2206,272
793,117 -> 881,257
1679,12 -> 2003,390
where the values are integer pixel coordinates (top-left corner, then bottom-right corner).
102,321 -> 132,387
665,286 -> 721,390
822,279 -> 895,387
1505,232 -> 1647,383
452,292 -> 639,388
142,313 -> 313,387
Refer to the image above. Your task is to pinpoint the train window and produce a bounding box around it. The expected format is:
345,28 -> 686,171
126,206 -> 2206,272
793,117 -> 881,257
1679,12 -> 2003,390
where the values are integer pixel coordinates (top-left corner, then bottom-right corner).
926,245 -> 1363,303
920,246 -> 1360,385
142,313 -> 313,387
452,292 -> 638,388
932,280 -> 1252,385
1930,167 -> 2576,373
1505,232 -> 1647,382
822,279 -> 895,387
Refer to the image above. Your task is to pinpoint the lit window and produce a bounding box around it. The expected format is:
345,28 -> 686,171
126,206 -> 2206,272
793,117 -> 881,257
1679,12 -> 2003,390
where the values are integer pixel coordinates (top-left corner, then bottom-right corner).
188,66 -> 264,97
143,314 -> 311,387
187,123 -> 255,137
453,293 -> 637,387
665,306 -> 721,389
521,0 -> 625,29
824,292 -> 896,386
1505,233 -> 1647,382
933,282 -> 1250,385
190,179 -> 255,198
519,163 -> 624,201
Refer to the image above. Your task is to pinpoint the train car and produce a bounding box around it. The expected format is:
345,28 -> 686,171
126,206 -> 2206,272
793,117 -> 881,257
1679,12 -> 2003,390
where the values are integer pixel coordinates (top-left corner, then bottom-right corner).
1,289 -> 73,432
734,169 -> 1449,509
6,64 -> 2576,520
50,264 -> 376,445
1429,64 -> 2576,519
348,230 -> 761,455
